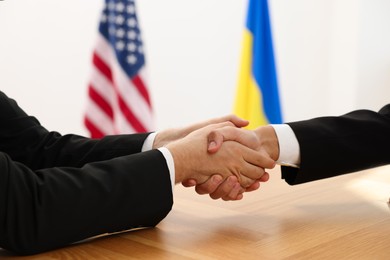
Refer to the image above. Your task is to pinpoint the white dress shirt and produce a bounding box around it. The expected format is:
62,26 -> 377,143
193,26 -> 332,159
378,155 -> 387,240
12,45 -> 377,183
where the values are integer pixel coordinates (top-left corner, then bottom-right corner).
271,124 -> 301,168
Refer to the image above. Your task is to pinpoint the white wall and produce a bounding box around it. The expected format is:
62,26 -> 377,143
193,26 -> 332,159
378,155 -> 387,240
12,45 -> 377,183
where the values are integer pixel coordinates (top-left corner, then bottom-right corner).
137,0 -> 246,129
0,0 -> 389,136
357,0 -> 390,111
0,0 -> 102,135
270,0 -> 334,121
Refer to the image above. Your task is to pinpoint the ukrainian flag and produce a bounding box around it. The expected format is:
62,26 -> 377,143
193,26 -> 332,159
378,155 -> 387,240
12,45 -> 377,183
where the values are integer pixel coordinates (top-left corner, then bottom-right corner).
234,0 -> 282,129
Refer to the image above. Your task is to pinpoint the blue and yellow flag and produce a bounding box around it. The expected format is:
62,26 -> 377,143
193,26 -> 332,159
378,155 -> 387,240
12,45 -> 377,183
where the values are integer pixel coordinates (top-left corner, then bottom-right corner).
234,0 -> 282,129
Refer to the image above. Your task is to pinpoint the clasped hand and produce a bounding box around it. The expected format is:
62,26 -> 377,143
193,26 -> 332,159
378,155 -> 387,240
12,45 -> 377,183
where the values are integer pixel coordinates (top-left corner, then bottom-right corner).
155,115 -> 278,201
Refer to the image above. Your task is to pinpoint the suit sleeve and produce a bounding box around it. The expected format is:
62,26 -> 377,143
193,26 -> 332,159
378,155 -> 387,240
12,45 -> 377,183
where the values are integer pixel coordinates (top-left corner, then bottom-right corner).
281,104 -> 390,185
0,91 -> 151,170
0,91 -> 173,254
0,149 -> 173,255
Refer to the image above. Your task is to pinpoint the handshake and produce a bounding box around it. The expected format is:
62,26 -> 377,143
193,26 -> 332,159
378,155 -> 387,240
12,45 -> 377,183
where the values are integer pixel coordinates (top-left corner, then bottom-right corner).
153,115 -> 280,201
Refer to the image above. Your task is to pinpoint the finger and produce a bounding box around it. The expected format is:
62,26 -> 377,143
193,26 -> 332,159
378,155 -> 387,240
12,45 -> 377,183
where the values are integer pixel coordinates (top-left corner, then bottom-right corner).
207,123 -> 244,153
226,114 -> 249,128
245,180 -> 261,192
209,115 -> 248,128
208,127 -> 248,153
238,169 -> 264,188
182,178 -> 197,187
194,175 -> 224,195
259,172 -> 270,182
232,149 -> 267,185
181,117 -> 236,139
222,183 -> 244,201
233,193 -> 244,200
209,176 -> 240,200
240,144 -> 276,170
208,127 -> 260,154
243,172 -> 269,192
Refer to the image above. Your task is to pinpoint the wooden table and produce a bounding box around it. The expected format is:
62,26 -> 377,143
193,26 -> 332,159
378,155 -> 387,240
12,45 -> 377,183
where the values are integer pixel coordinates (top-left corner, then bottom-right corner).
2,165 -> 390,259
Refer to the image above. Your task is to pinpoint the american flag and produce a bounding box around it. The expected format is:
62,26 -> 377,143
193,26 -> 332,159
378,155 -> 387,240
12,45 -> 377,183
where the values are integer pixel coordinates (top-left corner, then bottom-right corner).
84,0 -> 154,138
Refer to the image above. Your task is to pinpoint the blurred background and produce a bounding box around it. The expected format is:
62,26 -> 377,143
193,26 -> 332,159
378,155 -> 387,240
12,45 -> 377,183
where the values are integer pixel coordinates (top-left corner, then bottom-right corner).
0,0 -> 389,136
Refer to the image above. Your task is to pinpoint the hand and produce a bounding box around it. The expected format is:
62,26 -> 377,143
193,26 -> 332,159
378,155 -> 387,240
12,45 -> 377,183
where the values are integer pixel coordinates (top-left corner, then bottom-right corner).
165,122 -> 274,187
207,125 -> 279,161
182,173 -> 270,201
153,114 -> 249,149
183,125 -> 279,200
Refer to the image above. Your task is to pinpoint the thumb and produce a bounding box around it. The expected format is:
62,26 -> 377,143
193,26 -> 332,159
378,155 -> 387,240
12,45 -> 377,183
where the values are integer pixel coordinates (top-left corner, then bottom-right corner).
182,178 -> 197,187
207,130 -> 224,153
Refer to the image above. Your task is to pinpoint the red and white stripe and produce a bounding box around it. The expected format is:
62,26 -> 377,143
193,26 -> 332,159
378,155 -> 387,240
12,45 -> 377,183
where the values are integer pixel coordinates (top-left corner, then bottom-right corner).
84,34 -> 154,138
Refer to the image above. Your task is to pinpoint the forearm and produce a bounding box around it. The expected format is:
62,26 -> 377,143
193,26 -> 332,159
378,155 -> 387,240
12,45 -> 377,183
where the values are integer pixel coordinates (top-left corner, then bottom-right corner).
0,91 -> 150,169
0,150 -> 173,255
283,106 -> 390,184
2,122 -> 150,169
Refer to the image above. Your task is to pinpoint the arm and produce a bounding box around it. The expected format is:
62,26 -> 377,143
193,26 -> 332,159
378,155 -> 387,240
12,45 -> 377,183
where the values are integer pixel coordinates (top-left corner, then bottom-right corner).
198,104 -> 390,191
282,105 -> 390,184
0,91 -> 151,169
0,150 -> 173,255
1,122 -> 270,255
0,106 -> 267,254
0,91 -> 252,170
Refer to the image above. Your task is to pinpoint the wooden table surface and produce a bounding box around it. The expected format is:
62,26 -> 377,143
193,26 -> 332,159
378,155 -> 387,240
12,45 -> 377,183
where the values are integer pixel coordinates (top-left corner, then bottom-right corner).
2,165 -> 390,259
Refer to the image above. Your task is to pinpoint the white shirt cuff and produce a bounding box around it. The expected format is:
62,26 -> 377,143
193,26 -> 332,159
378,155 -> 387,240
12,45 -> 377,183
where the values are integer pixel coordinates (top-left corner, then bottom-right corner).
142,132 -> 175,190
157,147 -> 175,191
271,124 -> 301,168
141,132 -> 156,152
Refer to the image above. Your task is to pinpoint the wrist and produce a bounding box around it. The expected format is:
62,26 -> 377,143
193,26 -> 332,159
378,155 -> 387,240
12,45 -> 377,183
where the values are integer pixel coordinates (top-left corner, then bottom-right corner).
254,126 -> 280,161
153,128 -> 184,149
165,142 -> 186,183
153,130 -> 172,149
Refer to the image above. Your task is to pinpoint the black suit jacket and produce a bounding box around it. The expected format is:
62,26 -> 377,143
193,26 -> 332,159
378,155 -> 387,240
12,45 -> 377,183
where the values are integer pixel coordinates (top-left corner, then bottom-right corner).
0,91 -> 173,255
282,104 -> 390,185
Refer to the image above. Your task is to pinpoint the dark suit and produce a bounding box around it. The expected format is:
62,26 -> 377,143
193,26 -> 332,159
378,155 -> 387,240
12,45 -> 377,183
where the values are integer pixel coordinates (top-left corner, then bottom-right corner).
0,91 -> 173,255
281,104 -> 390,185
